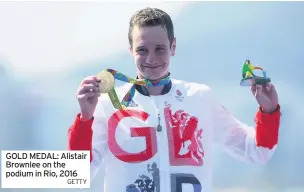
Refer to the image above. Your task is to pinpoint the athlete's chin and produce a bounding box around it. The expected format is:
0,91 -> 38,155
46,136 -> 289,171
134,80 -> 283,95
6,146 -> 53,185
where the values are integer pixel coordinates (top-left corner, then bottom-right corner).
141,66 -> 168,80
144,72 -> 165,81
142,70 -> 168,81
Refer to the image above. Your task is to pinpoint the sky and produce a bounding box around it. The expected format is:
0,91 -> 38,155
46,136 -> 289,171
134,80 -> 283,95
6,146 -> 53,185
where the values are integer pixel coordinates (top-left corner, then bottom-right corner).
0,1 -> 303,192
0,1 -> 186,77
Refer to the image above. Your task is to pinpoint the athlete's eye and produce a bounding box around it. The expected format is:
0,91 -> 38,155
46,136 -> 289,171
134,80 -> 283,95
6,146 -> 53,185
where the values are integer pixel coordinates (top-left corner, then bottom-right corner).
155,47 -> 166,55
136,48 -> 147,55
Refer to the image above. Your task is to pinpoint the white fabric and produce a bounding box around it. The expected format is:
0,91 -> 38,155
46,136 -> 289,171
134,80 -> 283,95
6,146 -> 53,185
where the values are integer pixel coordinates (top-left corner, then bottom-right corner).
89,79 -> 276,192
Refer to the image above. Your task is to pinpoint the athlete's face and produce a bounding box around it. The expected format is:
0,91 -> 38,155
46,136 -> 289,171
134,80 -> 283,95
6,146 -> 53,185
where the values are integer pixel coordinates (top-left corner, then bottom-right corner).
130,25 -> 176,81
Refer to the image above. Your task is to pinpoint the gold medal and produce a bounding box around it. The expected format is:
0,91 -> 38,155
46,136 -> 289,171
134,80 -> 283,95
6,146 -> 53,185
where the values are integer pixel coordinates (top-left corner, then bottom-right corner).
96,70 -> 115,93
96,70 -> 122,109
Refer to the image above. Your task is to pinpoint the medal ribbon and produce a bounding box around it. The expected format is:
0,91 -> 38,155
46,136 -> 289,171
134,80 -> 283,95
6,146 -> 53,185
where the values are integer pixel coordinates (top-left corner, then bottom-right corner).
105,69 -> 171,109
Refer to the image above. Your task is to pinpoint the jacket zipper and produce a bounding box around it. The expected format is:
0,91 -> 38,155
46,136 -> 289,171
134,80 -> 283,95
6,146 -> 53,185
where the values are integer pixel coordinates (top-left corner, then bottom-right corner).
157,113 -> 162,132
153,97 -> 167,191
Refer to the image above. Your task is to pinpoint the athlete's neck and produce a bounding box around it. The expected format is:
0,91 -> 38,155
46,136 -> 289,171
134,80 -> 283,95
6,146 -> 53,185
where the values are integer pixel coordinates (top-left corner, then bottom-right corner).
137,73 -> 169,96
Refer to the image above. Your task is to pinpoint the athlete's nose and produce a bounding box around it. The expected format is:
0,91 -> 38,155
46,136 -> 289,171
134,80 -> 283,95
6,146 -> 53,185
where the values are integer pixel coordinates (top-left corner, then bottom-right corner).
146,52 -> 157,65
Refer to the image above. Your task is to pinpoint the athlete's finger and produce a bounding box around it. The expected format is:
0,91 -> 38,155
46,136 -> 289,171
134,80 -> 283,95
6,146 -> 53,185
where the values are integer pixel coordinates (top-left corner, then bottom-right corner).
77,91 -> 100,100
81,76 -> 100,87
78,84 -> 99,94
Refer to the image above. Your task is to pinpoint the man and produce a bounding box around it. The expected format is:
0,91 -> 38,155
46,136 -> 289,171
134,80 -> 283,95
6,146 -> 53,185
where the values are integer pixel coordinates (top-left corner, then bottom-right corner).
68,7 -> 281,192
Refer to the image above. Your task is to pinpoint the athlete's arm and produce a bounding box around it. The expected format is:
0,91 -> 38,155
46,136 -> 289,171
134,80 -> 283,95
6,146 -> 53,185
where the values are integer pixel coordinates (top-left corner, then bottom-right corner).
68,99 -> 108,180
211,91 -> 281,164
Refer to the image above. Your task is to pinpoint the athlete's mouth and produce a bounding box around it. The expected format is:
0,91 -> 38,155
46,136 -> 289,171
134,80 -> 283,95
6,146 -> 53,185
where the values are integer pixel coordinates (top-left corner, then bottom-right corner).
144,65 -> 162,69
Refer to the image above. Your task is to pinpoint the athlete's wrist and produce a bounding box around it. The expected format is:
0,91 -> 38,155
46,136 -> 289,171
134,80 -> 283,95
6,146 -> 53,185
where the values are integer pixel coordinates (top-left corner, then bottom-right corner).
80,114 -> 94,122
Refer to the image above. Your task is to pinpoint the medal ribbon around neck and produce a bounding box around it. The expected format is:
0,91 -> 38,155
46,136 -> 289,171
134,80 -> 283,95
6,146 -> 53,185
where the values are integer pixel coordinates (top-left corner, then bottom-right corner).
96,69 -> 171,109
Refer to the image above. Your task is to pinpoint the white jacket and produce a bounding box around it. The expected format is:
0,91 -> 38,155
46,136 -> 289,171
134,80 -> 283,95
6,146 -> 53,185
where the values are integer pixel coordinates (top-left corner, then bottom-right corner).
76,79 -> 278,192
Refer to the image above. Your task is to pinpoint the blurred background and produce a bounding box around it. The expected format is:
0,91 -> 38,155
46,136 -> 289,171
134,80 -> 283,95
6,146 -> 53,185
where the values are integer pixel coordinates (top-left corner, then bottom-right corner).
0,1 -> 303,192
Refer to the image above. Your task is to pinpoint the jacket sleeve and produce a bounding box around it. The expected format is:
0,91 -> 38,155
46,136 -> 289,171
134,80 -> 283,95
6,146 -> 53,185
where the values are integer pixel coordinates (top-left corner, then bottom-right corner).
68,100 -> 108,181
212,93 -> 281,164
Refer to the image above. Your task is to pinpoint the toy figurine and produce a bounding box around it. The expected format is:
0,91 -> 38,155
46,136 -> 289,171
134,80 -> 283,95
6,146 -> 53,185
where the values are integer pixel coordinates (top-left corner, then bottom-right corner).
240,60 -> 271,86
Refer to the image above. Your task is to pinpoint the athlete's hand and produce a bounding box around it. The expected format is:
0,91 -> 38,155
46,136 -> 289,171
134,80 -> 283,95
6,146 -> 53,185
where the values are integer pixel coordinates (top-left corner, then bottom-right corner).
251,82 -> 279,113
76,76 -> 100,120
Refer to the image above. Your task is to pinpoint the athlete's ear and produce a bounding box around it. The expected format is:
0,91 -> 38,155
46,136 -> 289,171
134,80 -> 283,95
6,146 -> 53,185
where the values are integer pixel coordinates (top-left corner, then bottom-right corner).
171,37 -> 176,56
